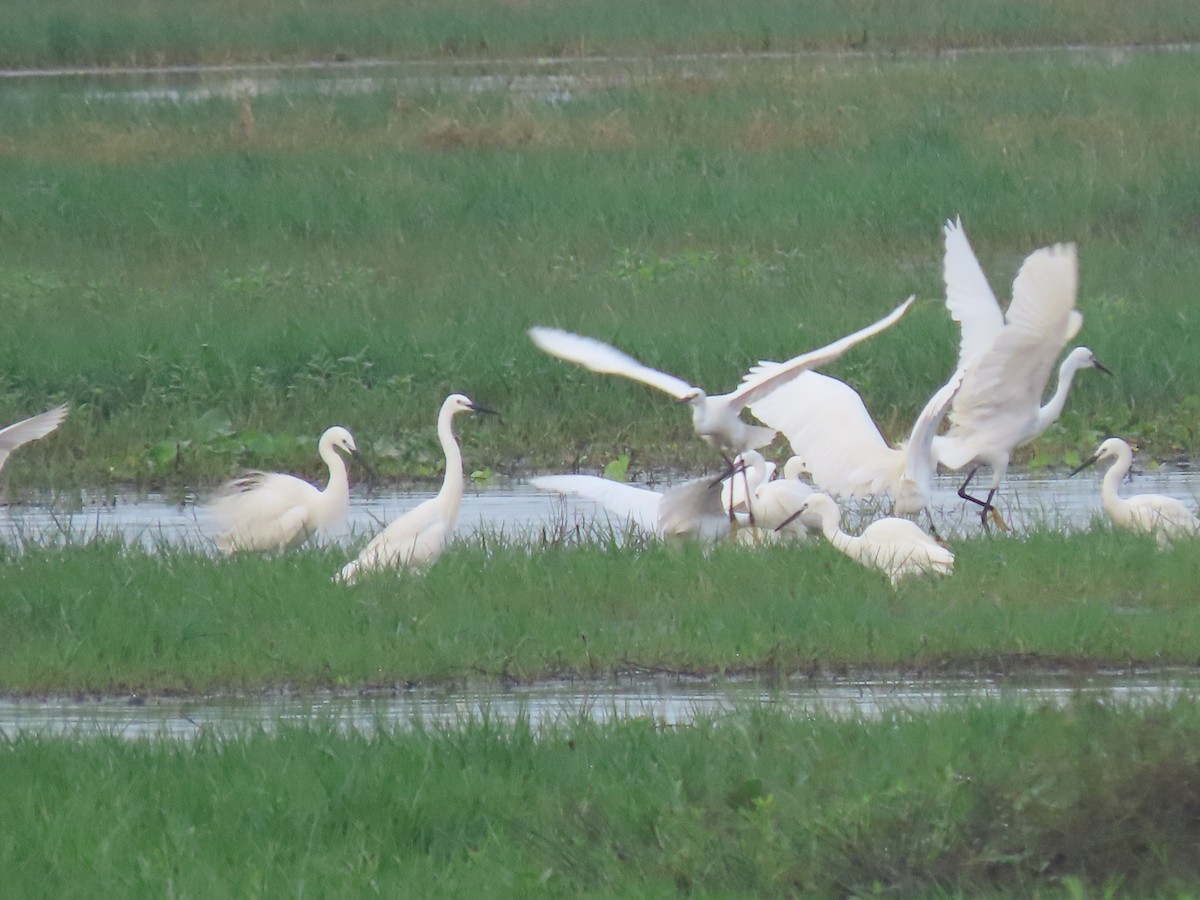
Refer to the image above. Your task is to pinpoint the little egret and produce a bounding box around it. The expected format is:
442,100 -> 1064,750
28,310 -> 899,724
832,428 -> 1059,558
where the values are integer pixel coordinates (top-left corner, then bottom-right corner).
528,296 -> 913,460
1070,437 -> 1200,545
932,217 -> 1109,526
210,426 -> 361,553
0,404 -> 69,474
795,493 -> 954,587
337,394 -> 495,582
747,366 -> 963,519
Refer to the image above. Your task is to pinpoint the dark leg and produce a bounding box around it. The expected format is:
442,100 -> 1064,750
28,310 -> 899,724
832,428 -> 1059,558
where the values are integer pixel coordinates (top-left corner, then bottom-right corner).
956,466 -> 999,531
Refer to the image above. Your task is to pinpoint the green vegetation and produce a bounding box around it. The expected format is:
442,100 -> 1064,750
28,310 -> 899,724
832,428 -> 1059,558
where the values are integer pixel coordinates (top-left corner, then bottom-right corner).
2,47 -> 1200,487
4,0 -> 1198,68
8,702 -> 1200,896
2,528 -> 1198,694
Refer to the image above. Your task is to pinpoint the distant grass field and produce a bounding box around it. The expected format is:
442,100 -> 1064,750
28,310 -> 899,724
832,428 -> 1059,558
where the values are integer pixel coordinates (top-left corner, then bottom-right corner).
1,528 -> 1197,695
3,0 -> 1198,68
2,46 -> 1199,487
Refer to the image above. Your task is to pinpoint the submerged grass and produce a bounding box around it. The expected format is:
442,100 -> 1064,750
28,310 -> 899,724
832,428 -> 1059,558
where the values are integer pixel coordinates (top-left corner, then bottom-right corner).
2,49 -> 1200,485
7,703 -> 1200,895
3,527 -> 1200,694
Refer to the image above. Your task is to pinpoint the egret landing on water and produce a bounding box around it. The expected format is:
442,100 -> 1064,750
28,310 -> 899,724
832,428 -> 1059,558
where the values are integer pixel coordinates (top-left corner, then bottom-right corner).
337,394 -> 495,583
792,493 -> 954,587
528,295 -> 913,463
932,217 -> 1110,529
209,426 -> 361,553
0,404 -> 68,474
1070,438 -> 1200,546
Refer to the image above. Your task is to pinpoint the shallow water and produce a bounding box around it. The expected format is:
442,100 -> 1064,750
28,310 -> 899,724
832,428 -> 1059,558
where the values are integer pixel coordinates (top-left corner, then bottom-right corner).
1,671 -> 1194,740
5,466 -> 1197,550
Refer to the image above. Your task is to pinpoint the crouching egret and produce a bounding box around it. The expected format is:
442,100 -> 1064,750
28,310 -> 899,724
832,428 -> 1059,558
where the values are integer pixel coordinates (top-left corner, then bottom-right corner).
792,493 -> 954,587
528,296 -> 913,461
337,394 -> 495,583
934,217 -> 1109,527
0,404 -> 69,474
1070,437 -> 1200,545
210,426 -> 361,553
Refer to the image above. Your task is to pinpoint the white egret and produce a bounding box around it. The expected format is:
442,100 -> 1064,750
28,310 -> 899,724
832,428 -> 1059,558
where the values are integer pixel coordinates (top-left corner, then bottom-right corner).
337,394 -> 495,583
528,296 -> 914,460
1070,437 -> 1200,545
795,493 -> 954,587
209,425 -> 360,553
0,404 -> 69,474
932,217 -> 1109,526
746,366 -> 963,518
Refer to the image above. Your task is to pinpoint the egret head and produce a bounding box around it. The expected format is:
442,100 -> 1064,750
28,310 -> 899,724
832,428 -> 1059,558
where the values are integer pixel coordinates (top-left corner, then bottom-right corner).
321,426 -> 359,457
1070,436 -> 1130,476
445,393 -> 499,418
1065,346 -> 1112,376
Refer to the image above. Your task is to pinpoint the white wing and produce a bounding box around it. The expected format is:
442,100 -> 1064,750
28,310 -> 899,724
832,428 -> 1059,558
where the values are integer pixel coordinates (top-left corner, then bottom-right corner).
942,217 -> 1003,369
208,472 -> 320,552
528,327 -> 696,400
726,296 -> 914,409
904,369 -> 964,494
0,404 -> 69,471
658,476 -> 732,540
530,475 -> 662,535
747,371 -> 902,499
951,243 -> 1078,433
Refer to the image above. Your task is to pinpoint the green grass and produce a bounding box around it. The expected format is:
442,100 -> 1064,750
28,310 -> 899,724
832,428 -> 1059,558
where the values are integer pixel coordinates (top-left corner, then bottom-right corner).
2,527 -> 1199,695
3,0 -> 1198,68
7,702 -> 1200,896
2,49 -> 1200,486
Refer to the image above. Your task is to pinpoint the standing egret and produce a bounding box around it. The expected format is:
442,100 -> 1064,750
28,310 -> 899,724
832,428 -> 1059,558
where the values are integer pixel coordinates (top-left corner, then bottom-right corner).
795,493 -> 954,587
528,295 -> 913,461
746,366 -> 963,519
210,426 -> 361,553
337,394 -> 495,582
1070,437 -> 1200,545
932,217 -> 1109,526
0,404 -> 69,474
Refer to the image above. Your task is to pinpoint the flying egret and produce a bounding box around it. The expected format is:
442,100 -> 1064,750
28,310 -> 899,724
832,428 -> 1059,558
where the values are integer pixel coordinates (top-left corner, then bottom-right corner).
0,404 -> 69,474
794,492 -> 954,587
209,425 -> 361,553
1070,437 -> 1200,545
337,394 -> 495,582
932,217 -> 1110,526
746,366 -> 963,519
528,295 -> 914,461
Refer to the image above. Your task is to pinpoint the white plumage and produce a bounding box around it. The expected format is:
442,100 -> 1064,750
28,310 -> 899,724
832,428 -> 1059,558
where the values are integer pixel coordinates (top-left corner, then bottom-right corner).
1071,437 -> 1200,546
0,404 -> 69,474
209,425 -> 359,553
337,394 -> 493,582
528,296 -> 913,458
798,493 -> 954,587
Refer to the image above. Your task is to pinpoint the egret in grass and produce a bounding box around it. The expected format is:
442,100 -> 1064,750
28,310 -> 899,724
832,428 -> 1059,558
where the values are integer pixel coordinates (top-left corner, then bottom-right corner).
747,366 -> 963,520
1070,437 -> 1200,545
210,425 -> 361,553
528,295 -> 913,463
932,217 -> 1109,527
0,404 -> 69,474
337,394 -> 495,583
792,493 -> 954,587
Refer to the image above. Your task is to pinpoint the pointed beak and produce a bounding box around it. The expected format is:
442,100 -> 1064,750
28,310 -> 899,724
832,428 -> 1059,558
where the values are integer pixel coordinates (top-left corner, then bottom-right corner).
1069,452 -> 1100,477
469,402 -> 502,424
774,505 -> 808,533
347,447 -> 379,480
1093,359 -> 1113,376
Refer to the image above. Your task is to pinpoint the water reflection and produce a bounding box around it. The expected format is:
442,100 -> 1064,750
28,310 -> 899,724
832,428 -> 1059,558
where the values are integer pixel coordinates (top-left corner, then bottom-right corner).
1,672 -> 1194,740
4,466 -> 1198,550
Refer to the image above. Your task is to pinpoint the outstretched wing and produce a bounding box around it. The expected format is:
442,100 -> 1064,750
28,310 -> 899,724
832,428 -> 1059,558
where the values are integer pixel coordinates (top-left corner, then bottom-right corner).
747,371 -> 902,499
530,475 -> 661,535
529,327 -> 696,400
726,296 -> 914,409
942,217 -> 1003,370
0,404 -> 69,471
904,369 -> 964,493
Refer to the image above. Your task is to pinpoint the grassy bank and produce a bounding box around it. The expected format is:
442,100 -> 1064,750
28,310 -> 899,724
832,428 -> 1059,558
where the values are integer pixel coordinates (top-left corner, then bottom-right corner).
2,527 -> 1198,695
2,48 -> 1199,486
3,0 -> 1198,69
6,703 -> 1200,895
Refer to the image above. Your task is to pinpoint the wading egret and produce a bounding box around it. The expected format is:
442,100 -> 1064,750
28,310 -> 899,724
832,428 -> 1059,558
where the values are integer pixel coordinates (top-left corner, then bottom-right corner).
209,426 -> 360,553
746,366 -> 963,519
0,404 -> 69,474
528,296 -> 913,461
337,394 -> 495,582
795,493 -> 954,587
932,217 -> 1109,526
1070,437 -> 1200,545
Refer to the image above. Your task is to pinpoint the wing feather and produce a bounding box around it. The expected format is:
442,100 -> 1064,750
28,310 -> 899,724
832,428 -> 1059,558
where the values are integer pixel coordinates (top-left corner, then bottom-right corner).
942,217 -> 1003,369
531,475 -> 661,534
529,327 -> 696,399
